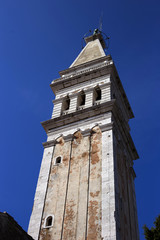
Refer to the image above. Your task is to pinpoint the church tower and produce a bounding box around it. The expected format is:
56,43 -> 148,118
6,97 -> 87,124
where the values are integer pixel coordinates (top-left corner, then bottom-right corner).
28,31 -> 139,240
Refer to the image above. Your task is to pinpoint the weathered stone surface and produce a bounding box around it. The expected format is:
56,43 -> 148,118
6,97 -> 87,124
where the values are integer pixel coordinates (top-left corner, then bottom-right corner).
28,33 -> 139,240
87,126 -> 102,240
39,137 -> 71,240
28,146 -> 54,240
70,39 -> 105,67
62,131 -> 89,239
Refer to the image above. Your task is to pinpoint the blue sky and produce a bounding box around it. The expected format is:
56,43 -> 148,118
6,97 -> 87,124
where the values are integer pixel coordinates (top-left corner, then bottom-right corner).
0,0 -> 160,239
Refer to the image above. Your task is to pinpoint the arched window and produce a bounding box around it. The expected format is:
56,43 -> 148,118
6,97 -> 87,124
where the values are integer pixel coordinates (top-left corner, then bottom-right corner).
44,215 -> 54,228
65,97 -> 70,110
93,87 -> 102,106
46,216 -> 52,226
94,87 -> 101,101
55,156 -> 62,164
62,96 -> 70,114
77,91 -> 85,109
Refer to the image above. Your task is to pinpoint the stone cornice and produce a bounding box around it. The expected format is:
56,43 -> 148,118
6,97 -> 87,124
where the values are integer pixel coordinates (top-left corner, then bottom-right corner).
50,60 -> 133,120
59,55 -> 112,77
42,100 -> 138,161
99,122 -> 113,132
52,98 -> 62,104
42,140 -> 56,148
58,60 -> 113,82
42,123 -> 113,148
50,60 -> 113,94
41,100 -> 115,133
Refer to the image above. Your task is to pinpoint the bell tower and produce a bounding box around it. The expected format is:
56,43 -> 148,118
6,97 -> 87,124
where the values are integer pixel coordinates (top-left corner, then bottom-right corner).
28,31 -> 139,240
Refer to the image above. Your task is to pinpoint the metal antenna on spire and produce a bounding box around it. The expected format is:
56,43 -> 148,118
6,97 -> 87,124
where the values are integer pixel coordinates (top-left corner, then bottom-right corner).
99,11 -> 103,32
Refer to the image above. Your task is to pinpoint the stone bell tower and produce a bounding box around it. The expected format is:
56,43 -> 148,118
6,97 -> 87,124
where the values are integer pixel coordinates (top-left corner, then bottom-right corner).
28,31 -> 139,240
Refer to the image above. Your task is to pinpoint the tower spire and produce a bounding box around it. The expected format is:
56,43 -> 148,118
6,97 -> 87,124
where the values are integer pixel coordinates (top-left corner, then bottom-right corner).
70,30 -> 106,68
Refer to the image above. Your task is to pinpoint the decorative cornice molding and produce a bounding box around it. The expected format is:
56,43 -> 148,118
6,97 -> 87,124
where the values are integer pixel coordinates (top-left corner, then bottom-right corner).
99,122 -> 113,132
81,128 -> 91,137
42,140 -> 57,148
50,59 -> 113,94
59,55 -> 112,77
41,100 -> 115,133
52,98 -> 62,104
55,60 -> 113,83
63,134 -> 73,142
42,99 -> 138,160
42,122 -> 113,148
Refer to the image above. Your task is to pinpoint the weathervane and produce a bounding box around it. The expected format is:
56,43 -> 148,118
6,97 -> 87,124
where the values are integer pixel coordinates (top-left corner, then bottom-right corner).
81,13 -> 110,50
81,29 -> 110,51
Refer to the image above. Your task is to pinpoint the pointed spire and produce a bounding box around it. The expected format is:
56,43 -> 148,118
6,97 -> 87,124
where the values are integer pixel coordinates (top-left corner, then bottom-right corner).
70,31 -> 106,68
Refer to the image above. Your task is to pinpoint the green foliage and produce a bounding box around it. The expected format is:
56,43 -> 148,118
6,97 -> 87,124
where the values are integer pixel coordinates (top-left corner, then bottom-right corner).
143,215 -> 160,240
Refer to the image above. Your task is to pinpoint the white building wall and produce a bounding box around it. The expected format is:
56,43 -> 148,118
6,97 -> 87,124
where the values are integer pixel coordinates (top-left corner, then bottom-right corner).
52,75 -> 111,119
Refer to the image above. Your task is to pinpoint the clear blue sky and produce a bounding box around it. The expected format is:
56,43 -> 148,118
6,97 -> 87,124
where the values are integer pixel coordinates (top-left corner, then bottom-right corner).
0,0 -> 159,239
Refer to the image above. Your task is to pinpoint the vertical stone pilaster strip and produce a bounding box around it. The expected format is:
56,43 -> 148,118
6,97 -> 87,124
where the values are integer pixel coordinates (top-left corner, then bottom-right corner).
52,102 -> 62,118
85,132 -> 91,240
86,126 -> 102,240
62,132 -> 90,240
101,82 -> 111,103
85,89 -> 93,108
102,129 -> 116,240
28,145 -> 55,240
60,137 -> 73,240
69,95 -> 78,113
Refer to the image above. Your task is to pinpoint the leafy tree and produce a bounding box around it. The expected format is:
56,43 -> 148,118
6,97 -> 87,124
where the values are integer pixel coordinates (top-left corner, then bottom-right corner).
143,215 -> 160,240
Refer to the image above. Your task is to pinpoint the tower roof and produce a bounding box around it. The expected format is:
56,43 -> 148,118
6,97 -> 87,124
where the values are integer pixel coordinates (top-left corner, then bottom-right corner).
70,32 -> 106,68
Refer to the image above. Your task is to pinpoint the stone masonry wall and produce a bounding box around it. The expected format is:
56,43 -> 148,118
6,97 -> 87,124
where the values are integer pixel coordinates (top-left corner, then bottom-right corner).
39,126 -> 103,240
114,133 -> 139,240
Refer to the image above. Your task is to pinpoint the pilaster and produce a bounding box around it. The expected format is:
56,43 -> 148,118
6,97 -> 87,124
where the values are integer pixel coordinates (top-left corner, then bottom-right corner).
52,99 -> 62,118
101,82 -> 111,103
28,146 -> 55,240
84,88 -> 94,108
101,129 -> 117,240
68,94 -> 78,113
